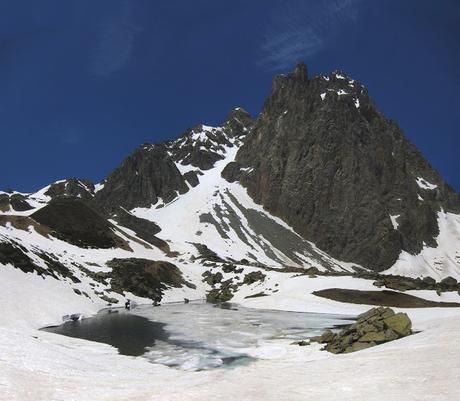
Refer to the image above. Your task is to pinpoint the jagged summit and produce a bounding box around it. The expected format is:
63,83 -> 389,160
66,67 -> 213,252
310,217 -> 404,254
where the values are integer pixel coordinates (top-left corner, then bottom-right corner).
224,63 -> 460,271
94,108 -> 254,211
223,107 -> 254,138
293,62 -> 308,81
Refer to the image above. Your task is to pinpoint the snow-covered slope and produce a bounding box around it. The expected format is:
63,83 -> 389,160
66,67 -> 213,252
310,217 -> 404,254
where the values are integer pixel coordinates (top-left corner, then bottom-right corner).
1,111 -> 460,315
385,211 -> 460,279
132,138 -> 356,272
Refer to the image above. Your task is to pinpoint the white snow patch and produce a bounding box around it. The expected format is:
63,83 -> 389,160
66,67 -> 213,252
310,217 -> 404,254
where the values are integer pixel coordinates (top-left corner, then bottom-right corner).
389,214 -> 400,230
240,167 -> 254,174
320,93 -> 326,100
94,182 -> 105,193
416,177 -> 438,190
385,211 -> 460,279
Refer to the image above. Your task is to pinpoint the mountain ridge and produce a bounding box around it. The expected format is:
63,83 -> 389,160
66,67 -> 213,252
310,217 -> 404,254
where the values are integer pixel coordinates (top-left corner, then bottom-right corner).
222,63 -> 460,271
1,63 -> 459,300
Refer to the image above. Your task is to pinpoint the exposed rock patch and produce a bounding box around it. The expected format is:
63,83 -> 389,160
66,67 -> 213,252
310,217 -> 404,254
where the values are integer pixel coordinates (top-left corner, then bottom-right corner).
0,215 -> 52,237
306,307 -> 412,353
223,63 -> 460,271
204,267 -> 268,303
0,193 -> 33,212
0,241 -> 80,283
243,271 -> 266,285
45,178 -> 95,200
112,208 -> 170,253
107,258 -> 196,303
95,144 -> 189,211
193,243 -> 228,263
313,288 -> 460,308
371,274 -> 460,293
31,198 -> 131,250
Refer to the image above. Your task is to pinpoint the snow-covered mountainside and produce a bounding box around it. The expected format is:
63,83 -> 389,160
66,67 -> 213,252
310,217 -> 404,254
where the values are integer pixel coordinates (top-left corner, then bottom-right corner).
1,63 -> 460,401
1,64 -> 460,314
0,110 -> 358,313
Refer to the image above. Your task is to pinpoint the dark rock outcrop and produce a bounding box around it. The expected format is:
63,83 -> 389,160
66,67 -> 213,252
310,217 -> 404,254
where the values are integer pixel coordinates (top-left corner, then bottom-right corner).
222,107 -> 254,138
45,178 -> 95,200
96,144 -> 189,212
31,198 -> 130,250
206,287 -> 234,303
0,193 -> 33,212
0,240 -> 80,282
183,171 -> 200,187
371,274 -> 460,293
222,63 -> 460,271
242,270 -> 266,285
107,258 -> 195,302
0,241 -> 42,274
167,108 -> 253,171
312,288 -> 460,308
168,125 -> 231,171
306,307 -> 412,353
95,108 -> 253,212
112,208 -> 170,252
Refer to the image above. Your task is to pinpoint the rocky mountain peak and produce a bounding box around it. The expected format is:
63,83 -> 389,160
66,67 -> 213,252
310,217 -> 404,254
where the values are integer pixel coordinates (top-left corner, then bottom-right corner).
45,178 -> 95,200
95,143 -> 188,212
270,62 -> 309,99
223,63 -> 460,272
93,107 -> 254,214
223,107 -> 254,139
293,62 -> 308,81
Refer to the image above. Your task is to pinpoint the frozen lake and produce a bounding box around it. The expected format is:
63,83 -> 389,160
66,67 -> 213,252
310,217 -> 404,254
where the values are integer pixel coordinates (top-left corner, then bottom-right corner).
43,302 -> 353,371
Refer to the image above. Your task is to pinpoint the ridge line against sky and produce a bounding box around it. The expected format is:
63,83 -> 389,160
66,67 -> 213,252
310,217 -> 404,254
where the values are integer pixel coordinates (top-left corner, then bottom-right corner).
0,0 -> 458,192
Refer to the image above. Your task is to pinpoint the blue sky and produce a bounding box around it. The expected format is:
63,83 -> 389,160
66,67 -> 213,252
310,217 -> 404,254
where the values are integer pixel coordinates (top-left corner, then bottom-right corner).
1,0 -> 459,192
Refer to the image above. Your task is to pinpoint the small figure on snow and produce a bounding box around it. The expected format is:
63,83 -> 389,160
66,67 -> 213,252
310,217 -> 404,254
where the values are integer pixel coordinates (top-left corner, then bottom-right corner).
125,299 -> 131,310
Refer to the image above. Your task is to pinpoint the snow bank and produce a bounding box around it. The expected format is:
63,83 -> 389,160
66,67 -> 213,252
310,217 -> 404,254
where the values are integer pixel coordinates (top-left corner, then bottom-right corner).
1,260 -> 460,400
385,211 -> 460,279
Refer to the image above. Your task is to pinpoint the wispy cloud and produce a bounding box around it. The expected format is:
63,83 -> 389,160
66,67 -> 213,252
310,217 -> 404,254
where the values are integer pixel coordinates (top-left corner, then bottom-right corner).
90,1 -> 140,77
259,0 -> 362,70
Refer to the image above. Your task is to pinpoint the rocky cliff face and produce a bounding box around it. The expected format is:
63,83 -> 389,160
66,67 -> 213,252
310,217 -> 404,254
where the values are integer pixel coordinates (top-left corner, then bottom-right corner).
96,108 -> 253,212
44,178 -> 95,200
95,143 -> 189,212
222,63 -> 460,271
167,108 -> 253,171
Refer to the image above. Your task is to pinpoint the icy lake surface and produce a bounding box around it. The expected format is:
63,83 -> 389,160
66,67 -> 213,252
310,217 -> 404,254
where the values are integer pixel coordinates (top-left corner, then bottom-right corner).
43,302 -> 353,371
